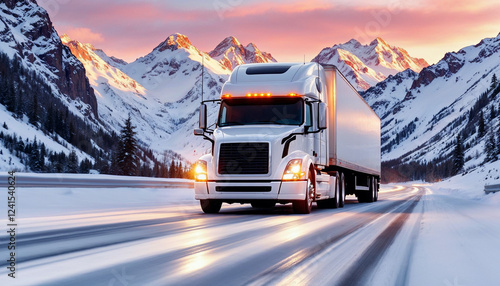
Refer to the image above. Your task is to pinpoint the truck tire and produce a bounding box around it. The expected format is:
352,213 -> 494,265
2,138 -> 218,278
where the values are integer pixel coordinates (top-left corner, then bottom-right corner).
200,200 -> 222,214
293,170 -> 314,214
339,173 -> 345,208
357,176 -> 376,203
317,174 -> 339,209
366,176 -> 376,203
373,177 -> 378,202
251,202 -> 276,208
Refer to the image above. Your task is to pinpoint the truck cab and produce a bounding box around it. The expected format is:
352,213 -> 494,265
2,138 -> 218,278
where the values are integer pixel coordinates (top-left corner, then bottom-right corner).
194,62 -> 380,214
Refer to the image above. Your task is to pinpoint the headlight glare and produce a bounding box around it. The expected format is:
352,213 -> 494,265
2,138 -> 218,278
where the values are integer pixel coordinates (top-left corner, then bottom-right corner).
282,159 -> 304,180
194,160 -> 208,181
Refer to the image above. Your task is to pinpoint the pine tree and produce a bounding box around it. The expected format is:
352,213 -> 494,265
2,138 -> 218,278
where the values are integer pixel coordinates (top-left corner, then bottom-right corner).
169,160 -> 176,178
491,74 -> 498,89
152,161 -> 160,177
478,111 -> 485,137
45,105 -> 54,133
496,124 -> 500,160
453,134 -> 464,175
29,139 -> 42,172
29,93 -> 38,125
67,149 -> 79,173
485,130 -> 496,162
114,115 -> 139,176
5,85 -> 16,112
79,158 -> 92,173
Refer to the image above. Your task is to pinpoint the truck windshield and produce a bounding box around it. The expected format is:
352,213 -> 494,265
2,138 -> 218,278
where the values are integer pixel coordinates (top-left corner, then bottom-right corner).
218,98 -> 304,127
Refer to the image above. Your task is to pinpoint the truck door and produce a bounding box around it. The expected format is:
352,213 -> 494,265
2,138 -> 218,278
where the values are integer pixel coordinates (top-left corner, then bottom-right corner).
313,102 -> 327,166
306,102 -> 326,164
305,102 -> 315,158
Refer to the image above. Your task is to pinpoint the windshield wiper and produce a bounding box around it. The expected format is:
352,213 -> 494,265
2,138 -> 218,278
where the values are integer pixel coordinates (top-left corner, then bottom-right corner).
220,122 -> 245,126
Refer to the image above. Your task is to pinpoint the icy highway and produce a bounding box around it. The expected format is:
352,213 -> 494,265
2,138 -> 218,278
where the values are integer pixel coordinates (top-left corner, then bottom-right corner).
2,184 -> 500,285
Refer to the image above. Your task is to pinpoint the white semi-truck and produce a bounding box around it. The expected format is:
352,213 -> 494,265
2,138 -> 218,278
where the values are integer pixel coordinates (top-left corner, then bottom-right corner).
194,62 -> 380,214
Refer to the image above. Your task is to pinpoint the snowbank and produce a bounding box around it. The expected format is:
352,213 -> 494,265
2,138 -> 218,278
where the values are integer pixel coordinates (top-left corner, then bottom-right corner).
430,160 -> 500,204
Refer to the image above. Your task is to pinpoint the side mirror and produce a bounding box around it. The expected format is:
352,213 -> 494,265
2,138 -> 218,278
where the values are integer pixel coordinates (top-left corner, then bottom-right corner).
199,104 -> 207,130
194,129 -> 204,136
318,102 -> 327,130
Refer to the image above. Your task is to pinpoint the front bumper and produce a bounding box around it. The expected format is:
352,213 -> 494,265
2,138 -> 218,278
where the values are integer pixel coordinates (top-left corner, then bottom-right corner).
194,180 -> 307,201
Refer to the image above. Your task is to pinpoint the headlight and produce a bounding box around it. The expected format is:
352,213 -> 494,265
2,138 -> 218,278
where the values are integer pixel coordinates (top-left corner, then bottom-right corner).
282,159 -> 304,180
194,160 -> 208,181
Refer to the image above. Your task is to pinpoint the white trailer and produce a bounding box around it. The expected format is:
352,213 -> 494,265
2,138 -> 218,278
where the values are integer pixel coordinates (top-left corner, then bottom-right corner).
194,63 -> 380,214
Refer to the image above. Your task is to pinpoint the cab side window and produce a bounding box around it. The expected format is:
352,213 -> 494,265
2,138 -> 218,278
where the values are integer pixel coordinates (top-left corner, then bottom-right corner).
305,102 -> 312,127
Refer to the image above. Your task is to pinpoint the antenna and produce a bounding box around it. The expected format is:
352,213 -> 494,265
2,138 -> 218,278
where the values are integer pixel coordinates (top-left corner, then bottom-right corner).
201,54 -> 204,103
303,54 -> 305,64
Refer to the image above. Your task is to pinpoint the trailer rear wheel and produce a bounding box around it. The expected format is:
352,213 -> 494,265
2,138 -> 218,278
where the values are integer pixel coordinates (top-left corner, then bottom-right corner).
200,200 -> 222,214
364,176 -> 376,203
293,170 -> 314,214
357,176 -> 377,203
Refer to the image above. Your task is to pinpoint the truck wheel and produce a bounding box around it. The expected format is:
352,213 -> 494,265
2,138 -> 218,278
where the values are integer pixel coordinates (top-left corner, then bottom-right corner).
339,173 -> 345,208
317,174 -> 339,209
293,170 -> 314,214
200,200 -> 222,214
365,176 -> 376,203
251,202 -> 276,208
357,177 -> 376,203
373,177 -> 378,202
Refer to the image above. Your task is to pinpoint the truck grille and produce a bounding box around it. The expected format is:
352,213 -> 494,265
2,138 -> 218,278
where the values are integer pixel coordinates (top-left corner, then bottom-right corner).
216,186 -> 272,192
218,143 -> 269,175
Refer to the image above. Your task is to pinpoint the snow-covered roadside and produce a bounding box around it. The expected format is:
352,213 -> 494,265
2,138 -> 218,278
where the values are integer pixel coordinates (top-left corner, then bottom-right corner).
408,185 -> 500,286
1,185 -> 197,233
432,160 -> 500,204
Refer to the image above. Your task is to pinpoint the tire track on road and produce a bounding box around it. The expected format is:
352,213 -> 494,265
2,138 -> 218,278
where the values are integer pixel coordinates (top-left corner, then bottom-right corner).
337,188 -> 424,286
246,188 -> 422,285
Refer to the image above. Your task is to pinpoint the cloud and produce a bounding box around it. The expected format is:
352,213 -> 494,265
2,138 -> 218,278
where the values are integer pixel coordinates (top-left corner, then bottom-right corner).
62,27 -> 104,44
40,0 -> 500,64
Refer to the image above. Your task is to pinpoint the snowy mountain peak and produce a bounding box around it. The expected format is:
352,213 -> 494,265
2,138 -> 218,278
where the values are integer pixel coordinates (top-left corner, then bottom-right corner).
60,34 -> 72,44
313,37 -> 429,90
370,37 -> 389,47
155,33 -> 194,53
222,36 -> 242,48
61,34 -> 128,69
362,33 -> 500,176
209,36 -> 276,70
245,43 -> 258,52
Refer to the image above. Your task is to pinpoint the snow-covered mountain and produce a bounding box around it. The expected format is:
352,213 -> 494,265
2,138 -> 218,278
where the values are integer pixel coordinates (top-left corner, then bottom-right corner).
62,33 -> 230,162
313,38 -> 428,91
0,0 -> 97,118
363,33 -> 500,174
121,33 -> 230,159
61,35 -> 157,138
209,36 -> 276,70
0,0 -> 112,171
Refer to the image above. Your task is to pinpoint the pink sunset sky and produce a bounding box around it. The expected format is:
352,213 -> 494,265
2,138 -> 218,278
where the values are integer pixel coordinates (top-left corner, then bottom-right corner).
39,0 -> 500,65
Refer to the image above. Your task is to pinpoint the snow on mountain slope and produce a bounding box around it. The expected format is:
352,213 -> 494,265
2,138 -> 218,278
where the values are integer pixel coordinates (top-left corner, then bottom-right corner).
361,69 -> 418,116
92,48 -> 128,70
0,0 -> 97,119
61,35 -> 170,143
124,33 -> 229,103
209,36 -> 276,70
363,33 -> 500,166
62,33 -> 228,160
313,38 -> 428,91
0,105 -> 93,171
